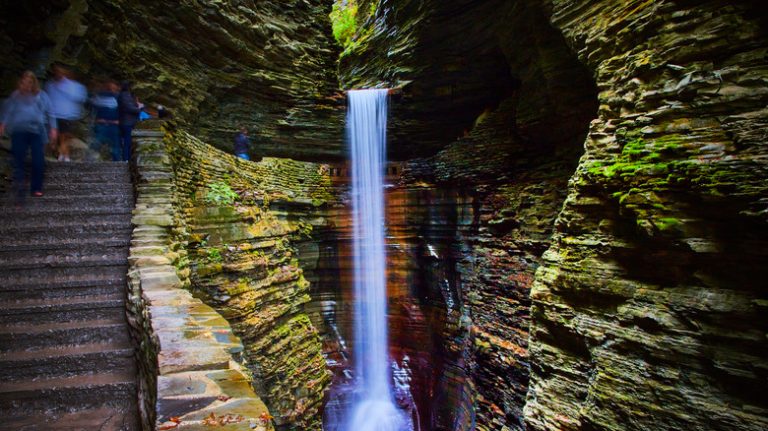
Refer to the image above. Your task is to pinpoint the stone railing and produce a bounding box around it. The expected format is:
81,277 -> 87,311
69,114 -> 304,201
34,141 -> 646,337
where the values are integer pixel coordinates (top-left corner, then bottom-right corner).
128,124 -> 275,430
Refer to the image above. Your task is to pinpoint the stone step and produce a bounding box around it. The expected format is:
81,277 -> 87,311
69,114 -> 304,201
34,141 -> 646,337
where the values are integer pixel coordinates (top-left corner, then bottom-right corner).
0,294 -> 125,325
0,341 -> 135,382
0,265 -> 125,295
0,372 -> 138,418
44,170 -> 132,183
1,404 -> 140,430
0,158 -> 137,429
45,160 -> 131,173
42,182 -> 134,194
0,216 -> 133,235
0,318 -> 129,353
2,193 -> 132,206
0,280 -> 124,302
0,232 -> 131,252
0,246 -> 128,271
46,160 -> 130,169
0,201 -> 133,217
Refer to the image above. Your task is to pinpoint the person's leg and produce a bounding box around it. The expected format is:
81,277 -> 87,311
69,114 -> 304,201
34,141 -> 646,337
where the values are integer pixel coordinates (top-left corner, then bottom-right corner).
11,132 -> 31,201
91,124 -> 104,156
120,125 -> 133,161
57,119 -> 72,161
108,125 -> 121,161
29,132 -> 45,194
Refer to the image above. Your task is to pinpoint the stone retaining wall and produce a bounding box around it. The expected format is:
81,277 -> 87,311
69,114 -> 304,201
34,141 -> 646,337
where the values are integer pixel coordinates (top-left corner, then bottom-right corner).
128,122 -> 334,430
129,125 -> 274,430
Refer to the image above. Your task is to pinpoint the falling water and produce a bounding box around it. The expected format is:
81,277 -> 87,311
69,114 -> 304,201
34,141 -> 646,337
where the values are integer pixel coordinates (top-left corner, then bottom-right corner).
346,89 -> 406,431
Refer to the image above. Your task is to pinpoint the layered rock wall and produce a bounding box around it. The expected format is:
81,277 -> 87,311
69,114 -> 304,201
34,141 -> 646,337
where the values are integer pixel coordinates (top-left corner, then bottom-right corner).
129,126 -> 274,430
525,1 -> 768,430
0,0 -> 344,159
339,0 -> 597,160
339,0 -> 599,428
341,0 -> 768,430
149,123 -> 335,429
397,135 -> 584,430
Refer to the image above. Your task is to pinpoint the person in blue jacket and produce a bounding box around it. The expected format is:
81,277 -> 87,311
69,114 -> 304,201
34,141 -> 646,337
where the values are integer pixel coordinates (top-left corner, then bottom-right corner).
117,81 -> 143,161
0,71 -> 58,201
234,126 -> 251,160
90,79 -> 121,161
45,64 -> 86,162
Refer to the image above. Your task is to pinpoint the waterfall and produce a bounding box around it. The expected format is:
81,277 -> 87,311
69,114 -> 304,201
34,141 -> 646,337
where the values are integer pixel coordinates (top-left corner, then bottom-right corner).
346,89 -> 406,431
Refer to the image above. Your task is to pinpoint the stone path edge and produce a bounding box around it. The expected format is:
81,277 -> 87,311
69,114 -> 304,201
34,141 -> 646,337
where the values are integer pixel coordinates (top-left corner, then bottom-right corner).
127,125 -> 274,431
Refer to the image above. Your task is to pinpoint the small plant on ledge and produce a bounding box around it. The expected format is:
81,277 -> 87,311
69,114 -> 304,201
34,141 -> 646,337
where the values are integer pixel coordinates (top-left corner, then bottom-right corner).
205,181 -> 239,205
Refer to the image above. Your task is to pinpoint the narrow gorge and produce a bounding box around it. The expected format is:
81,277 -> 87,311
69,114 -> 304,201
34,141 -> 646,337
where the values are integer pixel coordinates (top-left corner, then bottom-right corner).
0,1 -> 766,430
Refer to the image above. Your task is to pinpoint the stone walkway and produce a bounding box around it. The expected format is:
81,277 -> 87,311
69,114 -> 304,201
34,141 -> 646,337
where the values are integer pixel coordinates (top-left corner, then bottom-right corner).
0,129 -> 278,430
131,128 -> 274,431
0,161 -> 139,430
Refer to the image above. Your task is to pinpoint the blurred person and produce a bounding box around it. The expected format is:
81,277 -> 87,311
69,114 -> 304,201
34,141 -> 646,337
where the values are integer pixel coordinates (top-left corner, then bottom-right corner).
157,104 -> 171,119
117,81 -> 143,162
234,125 -> 251,160
0,71 -> 57,201
90,79 -> 121,161
45,63 -> 86,162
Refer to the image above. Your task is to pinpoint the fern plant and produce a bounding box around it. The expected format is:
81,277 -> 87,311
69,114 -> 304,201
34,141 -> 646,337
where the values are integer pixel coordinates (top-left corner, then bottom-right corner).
205,181 -> 239,205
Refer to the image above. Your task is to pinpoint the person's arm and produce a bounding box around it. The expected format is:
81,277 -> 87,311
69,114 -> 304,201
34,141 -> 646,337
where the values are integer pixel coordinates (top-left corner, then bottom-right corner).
0,95 -> 16,137
120,92 -> 142,115
73,81 -> 87,104
40,92 -> 58,142
0,100 -> 7,137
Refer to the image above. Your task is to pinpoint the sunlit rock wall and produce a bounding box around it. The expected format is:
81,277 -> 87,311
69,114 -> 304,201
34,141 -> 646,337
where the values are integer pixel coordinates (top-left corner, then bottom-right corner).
161,126 -> 335,429
0,0 -> 344,160
525,1 -> 768,430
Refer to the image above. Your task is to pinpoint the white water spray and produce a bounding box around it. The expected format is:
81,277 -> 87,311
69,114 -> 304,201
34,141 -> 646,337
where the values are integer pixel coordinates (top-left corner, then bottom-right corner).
346,89 -> 406,431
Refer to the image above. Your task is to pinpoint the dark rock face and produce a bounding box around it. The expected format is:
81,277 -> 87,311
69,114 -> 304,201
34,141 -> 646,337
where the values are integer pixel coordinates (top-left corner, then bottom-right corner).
525,1 -> 768,430
0,0 -> 344,160
341,0 -> 768,430
339,0 -> 597,160
338,0 -> 599,429
311,184 -> 478,431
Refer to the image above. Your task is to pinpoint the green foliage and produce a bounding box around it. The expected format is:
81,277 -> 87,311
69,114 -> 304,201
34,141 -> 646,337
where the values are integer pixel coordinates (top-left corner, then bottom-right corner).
330,0 -> 358,48
655,217 -> 682,232
587,133 -> 689,180
205,181 -> 239,205
207,247 -> 223,263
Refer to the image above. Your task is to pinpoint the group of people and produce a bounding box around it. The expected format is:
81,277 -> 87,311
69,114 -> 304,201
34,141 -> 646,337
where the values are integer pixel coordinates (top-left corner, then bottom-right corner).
0,65 -> 145,202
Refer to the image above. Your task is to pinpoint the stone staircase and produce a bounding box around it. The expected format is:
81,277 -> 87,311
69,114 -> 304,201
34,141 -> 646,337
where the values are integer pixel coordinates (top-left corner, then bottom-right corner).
0,161 -> 140,430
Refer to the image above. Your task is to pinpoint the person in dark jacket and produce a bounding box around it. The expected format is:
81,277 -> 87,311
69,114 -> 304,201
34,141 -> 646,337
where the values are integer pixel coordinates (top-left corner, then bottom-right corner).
234,126 -> 251,160
117,81 -> 143,161
90,79 -> 121,161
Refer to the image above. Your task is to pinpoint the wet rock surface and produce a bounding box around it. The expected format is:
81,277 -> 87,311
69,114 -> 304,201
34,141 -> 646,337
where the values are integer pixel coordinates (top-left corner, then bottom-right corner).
146,123 -> 336,429
525,1 -> 768,430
